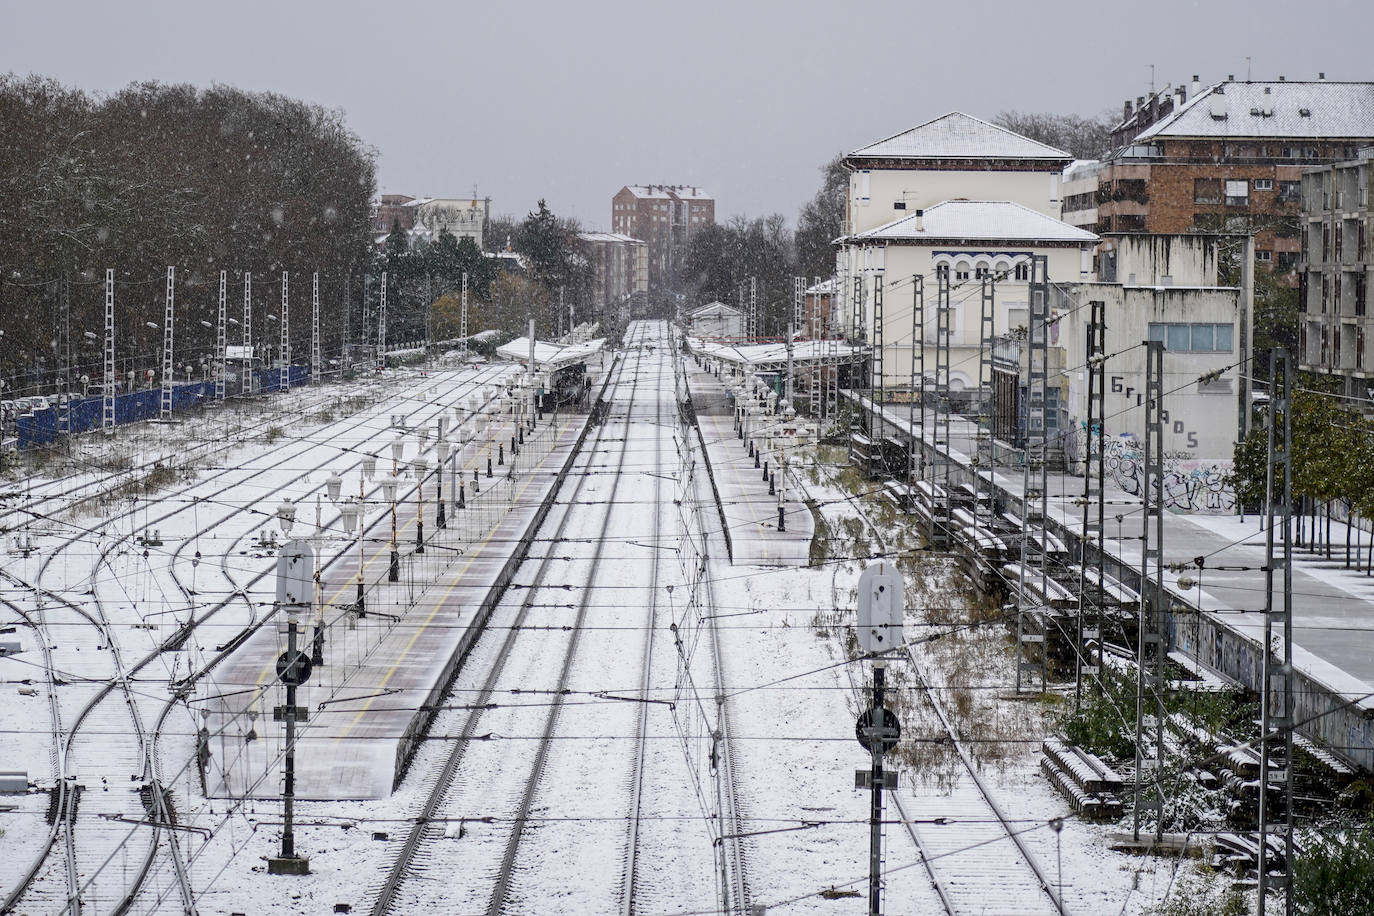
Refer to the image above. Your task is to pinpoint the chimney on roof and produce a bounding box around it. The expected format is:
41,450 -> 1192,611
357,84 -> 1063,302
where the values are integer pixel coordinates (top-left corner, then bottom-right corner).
913,209 -> 924,232
1123,99 -> 1134,121
1192,75 -> 1200,97
1136,96 -> 1146,112
1319,72 -> 1326,80
1279,75 -> 1285,81
1227,74 -> 1235,81
1176,85 -> 1187,105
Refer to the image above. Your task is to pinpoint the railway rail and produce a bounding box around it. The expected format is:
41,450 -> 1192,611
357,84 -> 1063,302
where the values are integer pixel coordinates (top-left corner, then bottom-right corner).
0,365 -> 512,915
810,459 -> 1067,915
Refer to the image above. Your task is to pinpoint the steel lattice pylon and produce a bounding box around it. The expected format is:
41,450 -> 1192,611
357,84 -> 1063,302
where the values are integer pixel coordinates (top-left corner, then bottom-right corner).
242,272 -> 253,396
460,271 -> 469,359
102,269 -> 115,432
216,271 -> 227,402
929,270 -> 952,549
377,271 -> 388,370
160,266 -> 175,421
1076,300 -> 1106,705
871,274 -> 884,405
1133,338 -> 1168,841
909,274 -> 924,484
973,276 -> 997,536
279,271 -> 291,393
311,272 -> 321,384
1016,255 -> 1050,694
1259,348 -> 1295,914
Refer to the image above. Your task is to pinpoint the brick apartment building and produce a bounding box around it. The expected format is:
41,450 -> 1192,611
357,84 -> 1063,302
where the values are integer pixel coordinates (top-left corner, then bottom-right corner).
579,231 -> 649,324
610,185 -> 714,298
1065,77 -> 1374,277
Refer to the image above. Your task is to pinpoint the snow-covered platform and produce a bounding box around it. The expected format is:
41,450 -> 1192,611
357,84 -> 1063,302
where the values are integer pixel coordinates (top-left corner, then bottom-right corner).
854,392 -> 1374,771
204,411 -> 589,799
685,362 -> 813,566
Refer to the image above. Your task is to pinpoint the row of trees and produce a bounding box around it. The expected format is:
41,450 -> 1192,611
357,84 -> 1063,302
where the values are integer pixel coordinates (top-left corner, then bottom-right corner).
0,74 -> 377,382
1231,379 -> 1374,570
375,199 -> 594,344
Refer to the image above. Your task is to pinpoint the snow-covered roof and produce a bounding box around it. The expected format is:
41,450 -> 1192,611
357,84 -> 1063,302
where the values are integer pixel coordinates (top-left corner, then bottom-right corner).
688,301 -> 742,318
805,279 -> 836,295
848,111 -> 1071,162
623,185 -> 713,200
496,336 -> 605,371
687,337 -> 867,370
580,231 -> 644,244
851,200 -> 1099,244
1135,80 -> 1374,141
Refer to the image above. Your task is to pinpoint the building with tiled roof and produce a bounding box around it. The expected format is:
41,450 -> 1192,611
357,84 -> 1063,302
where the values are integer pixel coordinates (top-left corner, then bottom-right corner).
843,112 -> 1074,236
1072,76 -> 1374,276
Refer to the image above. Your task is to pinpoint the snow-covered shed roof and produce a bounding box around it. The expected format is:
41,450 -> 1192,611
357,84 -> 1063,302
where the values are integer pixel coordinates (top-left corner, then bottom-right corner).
496,336 -> 605,372
847,111 -> 1071,162
805,279 -> 836,295
1135,80 -> 1374,141
580,231 -> 644,244
850,200 -> 1099,244
688,301 -> 742,318
687,337 -> 867,372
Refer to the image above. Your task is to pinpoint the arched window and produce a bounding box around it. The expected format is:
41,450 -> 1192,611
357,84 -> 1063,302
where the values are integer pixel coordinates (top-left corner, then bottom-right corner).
955,261 -> 971,281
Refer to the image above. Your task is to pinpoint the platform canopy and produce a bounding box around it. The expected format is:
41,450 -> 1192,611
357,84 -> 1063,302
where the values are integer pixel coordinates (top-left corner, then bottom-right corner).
686,336 -> 867,372
496,336 -> 605,372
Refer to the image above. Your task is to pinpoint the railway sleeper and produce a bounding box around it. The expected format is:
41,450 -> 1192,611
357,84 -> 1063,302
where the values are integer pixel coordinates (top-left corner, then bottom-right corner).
44,781 -> 82,824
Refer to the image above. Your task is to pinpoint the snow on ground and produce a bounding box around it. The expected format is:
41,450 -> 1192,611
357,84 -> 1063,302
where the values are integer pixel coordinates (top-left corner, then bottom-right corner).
0,341 -> 1244,914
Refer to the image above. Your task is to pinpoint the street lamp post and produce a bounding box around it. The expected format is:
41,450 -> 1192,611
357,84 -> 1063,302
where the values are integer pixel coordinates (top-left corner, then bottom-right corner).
338,498 -> 361,623
381,474 -> 400,582
435,438 -> 449,530
412,455 -> 428,555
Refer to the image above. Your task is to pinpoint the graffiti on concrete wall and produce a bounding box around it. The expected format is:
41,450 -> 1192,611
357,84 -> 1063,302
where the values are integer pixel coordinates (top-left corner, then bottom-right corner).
1101,435 -> 1235,514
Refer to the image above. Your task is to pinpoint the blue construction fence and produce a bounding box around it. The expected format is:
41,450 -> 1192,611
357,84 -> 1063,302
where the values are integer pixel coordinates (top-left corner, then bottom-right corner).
16,366 -> 308,449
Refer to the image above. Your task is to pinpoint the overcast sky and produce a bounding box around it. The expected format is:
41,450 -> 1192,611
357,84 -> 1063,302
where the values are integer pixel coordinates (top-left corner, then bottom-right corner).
4,0 -> 1366,228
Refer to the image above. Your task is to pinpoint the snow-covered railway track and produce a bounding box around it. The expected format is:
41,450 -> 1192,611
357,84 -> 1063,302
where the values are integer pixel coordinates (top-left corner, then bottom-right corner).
1,366 -> 512,915
808,461 -> 1066,916
368,321 -> 705,916
0,376 -> 409,538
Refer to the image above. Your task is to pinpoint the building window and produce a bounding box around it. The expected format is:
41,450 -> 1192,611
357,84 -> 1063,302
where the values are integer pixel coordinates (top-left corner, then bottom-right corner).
1194,178 -> 1222,204
1254,178 -> 1274,191
1278,180 -> 1301,202
954,262 -> 970,281
1256,250 -> 1272,263
1014,262 -> 1030,281
1358,274 -> 1368,317
1148,322 -> 1235,352
974,265 -> 990,279
935,264 -> 949,279
1225,180 -> 1249,206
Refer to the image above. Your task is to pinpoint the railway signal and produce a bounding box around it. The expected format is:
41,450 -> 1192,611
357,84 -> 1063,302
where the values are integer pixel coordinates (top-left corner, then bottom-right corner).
269,514 -> 314,876
855,561 -> 905,915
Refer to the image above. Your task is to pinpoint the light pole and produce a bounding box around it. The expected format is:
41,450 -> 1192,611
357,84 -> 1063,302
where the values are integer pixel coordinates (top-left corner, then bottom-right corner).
382,474 -> 400,582
412,455 -> 428,555
435,438 -> 449,530
338,498 -> 362,622
456,424 -> 473,513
